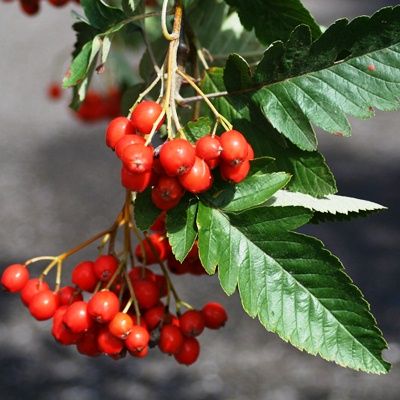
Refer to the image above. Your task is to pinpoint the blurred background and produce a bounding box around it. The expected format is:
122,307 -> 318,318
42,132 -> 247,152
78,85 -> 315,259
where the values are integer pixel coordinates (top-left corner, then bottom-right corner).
0,0 -> 399,399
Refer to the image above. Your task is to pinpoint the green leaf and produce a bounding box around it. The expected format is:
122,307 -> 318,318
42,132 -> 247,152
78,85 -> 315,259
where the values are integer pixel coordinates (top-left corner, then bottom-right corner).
201,68 -> 337,197
202,171 -> 291,212
71,22 -> 99,58
186,0 -> 263,63
266,190 -> 387,222
80,0 -> 125,31
196,202 -> 390,373
63,41 -> 94,88
184,117 -> 212,143
224,0 -> 322,45
167,197 -> 198,262
134,189 -> 161,231
224,6 -> 400,151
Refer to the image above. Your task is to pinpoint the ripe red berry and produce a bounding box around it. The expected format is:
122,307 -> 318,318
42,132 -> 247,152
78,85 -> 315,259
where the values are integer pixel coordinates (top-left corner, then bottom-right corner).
97,328 -> 124,356
72,261 -> 98,292
144,305 -> 166,331
135,233 -> 171,265
76,330 -> 101,357
57,286 -> 83,306
93,255 -> 119,282
132,279 -> 160,310
115,134 -> 145,158
167,255 -> 191,275
201,302 -> 228,329
109,312 -> 134,339
196,135 -> 222,161
88,290 -> 120,323
125,325 -> 150,353
121,168 -> 151,193
220,130 -> 248,166
47,82 -> 62,100
20,278 -> 49,307
1,264 -> 29,293
128,266 -> 156,282
130,345 -> 149,358
150,212 -> 166,232
220,159 -> 250,183
247,143 -> 255,160
52,306 -> 80,345
130,101 -> 164,135
151,176 -> 185,210
179,157 -> 212,194
174,337 -> 200,365
159,139 -> 196,176
20,0 -> 39,15
29,290 -> 59,321
179,310 -> 205,337
158,324 -> 184,355
121,144 -> 154,174
106,117 -> 136,150
63,301 -> 93,334
154,274 -> 167,298
48,0 -> 69,6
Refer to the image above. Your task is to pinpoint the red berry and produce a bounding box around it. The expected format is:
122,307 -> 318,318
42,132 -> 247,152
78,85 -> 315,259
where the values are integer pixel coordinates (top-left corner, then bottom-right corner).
115,134 -> 145,158
88,290 -> 120,323
48,0 -> 69,6
201,302 -> 228,329
97,328 -> 124,356
63,301 -> 93,334
158,325 -> 184,355
130,345 -> 149,358
20,278 -> 49,307
57,286 -> 83,306
179,310 -> 205,337
106,117 -> 136,150
29,290 -> 59,321
144,305 -> 166,331
125,325 -> 150,353
128,266 -> 156,282
20,0 -> 39,15
247,143 -> 255,160
121,168 -> 151,193
121,144 -> 154,174
47,82 -> 62,100
52,306 -> 80,345
130,101 -> 164,135
135,233 -> 171,265
150,212 -> 166,232
174,337 -> 200,365
72,261 -> 98,292
159,139 -> 196,176
167,255 -> 191,275
76,330 -> 101,357
132,279 -> 160,310
154,274 -> 167,298
196,135 -> 222,161
93,255 -> 119,282
121,143 -> 154,174
151,176 -> 185,210
220,160 -> 250,183
109,312 -> 134,339
1,264 -> 29,293
179,156 -> 212,194
220,130 -> 248,166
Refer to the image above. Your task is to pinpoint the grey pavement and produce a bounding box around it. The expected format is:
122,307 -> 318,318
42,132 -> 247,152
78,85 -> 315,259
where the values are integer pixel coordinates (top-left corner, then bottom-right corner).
0,1 -> 399,399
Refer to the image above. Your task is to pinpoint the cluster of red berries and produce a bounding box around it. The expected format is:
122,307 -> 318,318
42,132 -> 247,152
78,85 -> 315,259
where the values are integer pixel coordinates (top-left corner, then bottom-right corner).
47,84 -> 121,123
2,0 -> 79,15
1,215 -> 227,365
106,101 -> 254,210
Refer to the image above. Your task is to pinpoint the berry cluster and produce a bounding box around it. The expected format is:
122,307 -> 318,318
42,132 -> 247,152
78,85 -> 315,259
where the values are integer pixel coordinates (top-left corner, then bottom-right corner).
2,0 -> 79,15
47,84 -> 121,123
1,213 -> 227,365
106,101 -> 254,211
